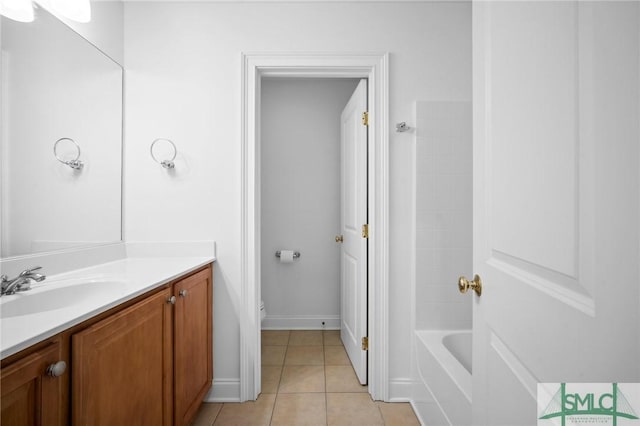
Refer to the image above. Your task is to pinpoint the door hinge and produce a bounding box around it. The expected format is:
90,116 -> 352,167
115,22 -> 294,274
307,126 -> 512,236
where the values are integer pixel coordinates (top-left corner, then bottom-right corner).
362,224 -> 369,239
361,111 -> 369,126
361,336 -> 369,351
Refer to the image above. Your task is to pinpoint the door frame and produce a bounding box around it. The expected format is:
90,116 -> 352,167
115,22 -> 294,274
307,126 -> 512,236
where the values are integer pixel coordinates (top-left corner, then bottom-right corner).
240,52 -> 389,401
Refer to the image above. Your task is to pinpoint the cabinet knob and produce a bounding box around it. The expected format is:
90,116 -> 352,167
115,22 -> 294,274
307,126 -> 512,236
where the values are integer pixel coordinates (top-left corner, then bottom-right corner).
179,289 -> 188,297
46,361 -> 66,377
167,295 -> 176,305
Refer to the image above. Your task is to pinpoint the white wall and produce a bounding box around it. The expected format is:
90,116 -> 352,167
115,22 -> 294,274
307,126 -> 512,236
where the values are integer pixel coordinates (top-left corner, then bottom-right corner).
415,101 -> 472,330
123,1 -> 471,401
260,78 -> 359,330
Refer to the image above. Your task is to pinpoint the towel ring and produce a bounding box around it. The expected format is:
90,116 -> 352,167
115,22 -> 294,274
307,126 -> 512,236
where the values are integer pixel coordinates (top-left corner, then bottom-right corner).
150,138 -> 177,169
53,138 -> 84,170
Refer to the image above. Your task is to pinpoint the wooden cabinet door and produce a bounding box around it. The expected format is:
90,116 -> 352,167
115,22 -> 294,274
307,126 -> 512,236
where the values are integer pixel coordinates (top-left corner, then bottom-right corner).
72,288 -> 173,426
173,266 -> 213,426
1,340 -> 64,426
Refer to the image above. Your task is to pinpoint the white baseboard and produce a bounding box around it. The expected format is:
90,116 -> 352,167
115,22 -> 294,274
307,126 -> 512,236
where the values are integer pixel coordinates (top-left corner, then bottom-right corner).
261,314 -> 340,330
205,378 -> 241,402
388,378 -> 414,402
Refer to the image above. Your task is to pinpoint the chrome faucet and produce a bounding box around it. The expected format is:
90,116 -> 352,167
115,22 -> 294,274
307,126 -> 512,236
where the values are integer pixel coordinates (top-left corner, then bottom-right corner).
1,266 -> 46,296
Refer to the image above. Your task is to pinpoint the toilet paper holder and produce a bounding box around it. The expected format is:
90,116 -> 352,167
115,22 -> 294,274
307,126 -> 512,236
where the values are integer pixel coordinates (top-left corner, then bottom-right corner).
275,251 -> 301,259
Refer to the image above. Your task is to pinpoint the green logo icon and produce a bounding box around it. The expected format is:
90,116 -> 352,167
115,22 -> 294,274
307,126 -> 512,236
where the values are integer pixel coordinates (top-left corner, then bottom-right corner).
539,383 -> 639,426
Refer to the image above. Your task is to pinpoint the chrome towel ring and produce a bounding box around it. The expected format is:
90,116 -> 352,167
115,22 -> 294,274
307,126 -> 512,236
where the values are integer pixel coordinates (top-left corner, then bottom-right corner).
150,138 -> 177,169
53,138 -> 84,170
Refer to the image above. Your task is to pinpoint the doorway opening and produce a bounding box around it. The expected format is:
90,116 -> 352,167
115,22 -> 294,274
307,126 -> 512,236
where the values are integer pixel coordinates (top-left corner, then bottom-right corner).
240,53 -> 389,402
259,77 -> 368,386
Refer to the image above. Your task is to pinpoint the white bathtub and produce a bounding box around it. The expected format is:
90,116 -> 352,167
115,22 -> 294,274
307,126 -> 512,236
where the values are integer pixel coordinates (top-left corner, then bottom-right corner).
413,330 -> 472,426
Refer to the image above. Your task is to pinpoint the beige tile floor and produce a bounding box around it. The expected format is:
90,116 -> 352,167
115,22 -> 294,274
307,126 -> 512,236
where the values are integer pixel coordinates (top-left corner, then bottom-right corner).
191,330 -> 421,426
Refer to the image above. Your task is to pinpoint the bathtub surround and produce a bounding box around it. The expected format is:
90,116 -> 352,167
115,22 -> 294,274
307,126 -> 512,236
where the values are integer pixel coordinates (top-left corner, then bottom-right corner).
414,101 -> 472,331
124,2 -> 471,402
260,78 -> 359,331
412,101 -> 473,424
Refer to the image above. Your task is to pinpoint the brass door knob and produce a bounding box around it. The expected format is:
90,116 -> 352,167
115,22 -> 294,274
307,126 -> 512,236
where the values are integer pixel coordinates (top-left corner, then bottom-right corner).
335,235 -> 344,243
458,275 -> 482,296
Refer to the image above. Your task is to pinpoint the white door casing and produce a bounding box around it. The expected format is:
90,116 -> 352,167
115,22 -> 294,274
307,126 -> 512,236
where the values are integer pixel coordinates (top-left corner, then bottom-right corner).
473,2 -> 640,425
340,79 -> 368,385
240,53 -> 389,402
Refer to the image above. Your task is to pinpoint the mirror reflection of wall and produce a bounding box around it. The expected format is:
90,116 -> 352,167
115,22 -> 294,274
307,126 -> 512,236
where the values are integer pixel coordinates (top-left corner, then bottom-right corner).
0,6 -> 123,258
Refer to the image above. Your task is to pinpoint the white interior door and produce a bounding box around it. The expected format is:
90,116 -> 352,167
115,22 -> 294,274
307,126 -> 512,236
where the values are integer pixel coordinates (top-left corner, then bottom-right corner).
339,79 -> 368,385
473,2 -> 640,425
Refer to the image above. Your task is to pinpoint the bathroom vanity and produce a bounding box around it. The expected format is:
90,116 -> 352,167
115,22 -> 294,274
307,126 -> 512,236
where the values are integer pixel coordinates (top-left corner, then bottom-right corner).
0,261 -> 213,426
0,6 -> 214,425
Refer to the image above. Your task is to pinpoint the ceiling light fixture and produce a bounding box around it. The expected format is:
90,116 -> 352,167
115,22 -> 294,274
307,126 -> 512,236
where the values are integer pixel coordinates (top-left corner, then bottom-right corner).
0,0 -> 34,22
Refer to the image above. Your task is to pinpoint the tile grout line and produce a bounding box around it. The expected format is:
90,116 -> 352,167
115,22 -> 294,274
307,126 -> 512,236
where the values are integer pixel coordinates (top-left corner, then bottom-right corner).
269,390 -> 278,425
270,330 -> 289,425
323,333 -> 329,426
212,403 -> 221,426
376,400 -> 386,426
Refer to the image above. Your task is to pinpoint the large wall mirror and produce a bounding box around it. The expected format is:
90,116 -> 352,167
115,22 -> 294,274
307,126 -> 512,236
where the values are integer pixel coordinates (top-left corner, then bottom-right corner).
0,6 -> 123,258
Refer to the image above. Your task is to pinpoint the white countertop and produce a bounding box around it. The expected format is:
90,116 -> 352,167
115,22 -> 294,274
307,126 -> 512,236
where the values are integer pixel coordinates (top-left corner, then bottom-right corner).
0,256 -> 214,359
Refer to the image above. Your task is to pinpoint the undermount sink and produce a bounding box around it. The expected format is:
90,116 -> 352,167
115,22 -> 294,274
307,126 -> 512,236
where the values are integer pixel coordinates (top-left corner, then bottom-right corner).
0,280 -> 128,318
